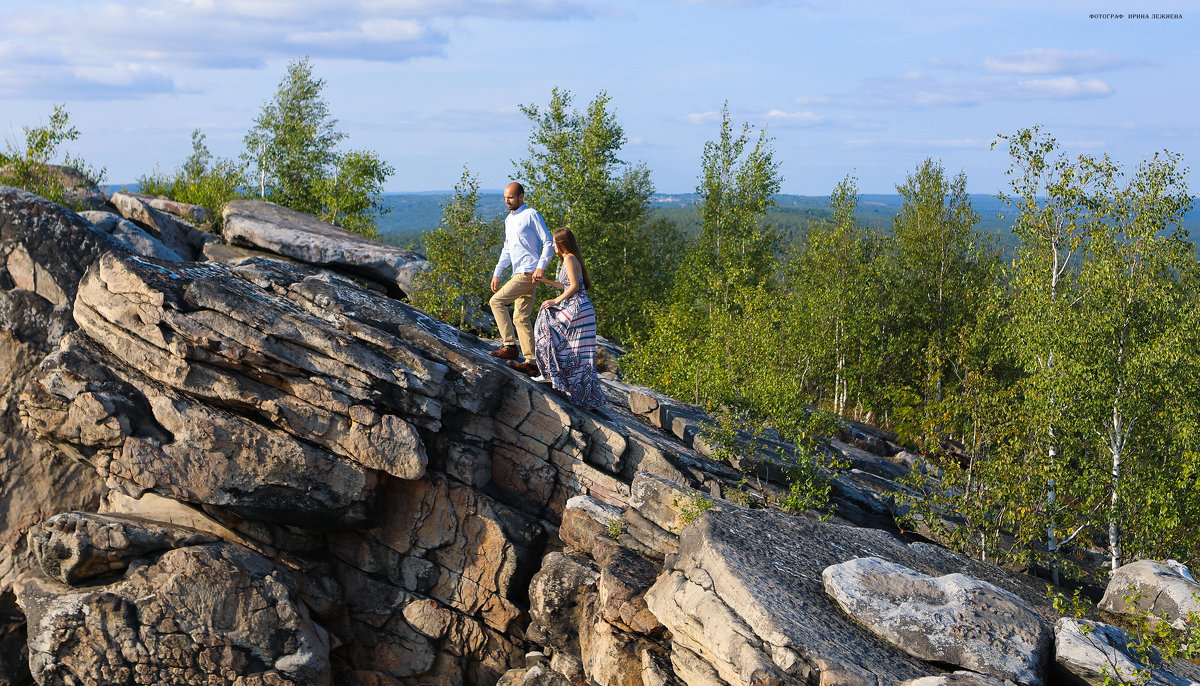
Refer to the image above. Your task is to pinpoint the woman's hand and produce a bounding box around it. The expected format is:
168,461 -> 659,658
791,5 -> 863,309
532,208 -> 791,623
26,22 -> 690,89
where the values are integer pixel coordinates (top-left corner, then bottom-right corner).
540,299 -> 559,311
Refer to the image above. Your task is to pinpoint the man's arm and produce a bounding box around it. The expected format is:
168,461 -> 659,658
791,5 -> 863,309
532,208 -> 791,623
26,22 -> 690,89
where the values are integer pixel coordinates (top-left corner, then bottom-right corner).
532,211 -> 554,281
492,242 -> 512,290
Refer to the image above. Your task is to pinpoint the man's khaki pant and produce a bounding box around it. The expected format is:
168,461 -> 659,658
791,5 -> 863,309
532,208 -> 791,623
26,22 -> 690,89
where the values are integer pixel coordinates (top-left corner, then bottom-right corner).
490,273 -> 537,359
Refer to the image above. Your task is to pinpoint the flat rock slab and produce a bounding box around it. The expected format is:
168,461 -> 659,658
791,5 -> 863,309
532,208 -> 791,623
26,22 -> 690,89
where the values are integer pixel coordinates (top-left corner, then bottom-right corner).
644,507 -> 1061,686
823,557 -> 1050,685
222,199 -> 429,296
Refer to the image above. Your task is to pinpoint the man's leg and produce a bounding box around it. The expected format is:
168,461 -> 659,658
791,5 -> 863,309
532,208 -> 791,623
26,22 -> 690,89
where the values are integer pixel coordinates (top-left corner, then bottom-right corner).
512,289 -> 537,360
489,274 -> 534,348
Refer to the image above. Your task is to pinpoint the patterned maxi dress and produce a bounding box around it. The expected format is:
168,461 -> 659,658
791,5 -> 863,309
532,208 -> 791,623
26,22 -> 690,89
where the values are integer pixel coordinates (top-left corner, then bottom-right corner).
533,272 -> 604,409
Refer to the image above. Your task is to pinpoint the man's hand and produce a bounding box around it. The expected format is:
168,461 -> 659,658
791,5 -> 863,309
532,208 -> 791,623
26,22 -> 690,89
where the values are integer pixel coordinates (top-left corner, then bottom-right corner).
490,275 -> 500,293
532,268 -> 544,283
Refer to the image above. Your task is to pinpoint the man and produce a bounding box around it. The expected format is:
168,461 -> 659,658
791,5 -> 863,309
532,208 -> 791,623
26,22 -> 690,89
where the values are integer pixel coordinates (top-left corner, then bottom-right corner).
489,182 -> 554,375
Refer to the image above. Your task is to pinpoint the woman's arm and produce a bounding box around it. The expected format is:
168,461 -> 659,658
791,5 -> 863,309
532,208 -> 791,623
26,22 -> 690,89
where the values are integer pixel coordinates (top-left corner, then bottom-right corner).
542,256 -> 582,308
536,273 -> 566,290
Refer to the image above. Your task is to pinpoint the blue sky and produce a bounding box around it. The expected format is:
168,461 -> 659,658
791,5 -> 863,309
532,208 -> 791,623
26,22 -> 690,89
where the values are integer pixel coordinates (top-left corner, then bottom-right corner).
1,0 -> 1193,196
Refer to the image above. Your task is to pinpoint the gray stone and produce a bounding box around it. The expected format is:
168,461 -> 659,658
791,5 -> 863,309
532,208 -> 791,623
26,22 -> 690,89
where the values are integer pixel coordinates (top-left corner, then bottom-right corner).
0,188 -> 112,679
18,538 -> 330,686
823,557 -> 1051,685
27,511 -> 217,585
903,673 -> 1016,686
222,199 -> 430,297
527,551 -> 599,657
1055,617 -> 1147,685
80,210 -> 186,261
110,191 -> 211,260
1100,560 -> 1200,629
645,506 -> 1062,686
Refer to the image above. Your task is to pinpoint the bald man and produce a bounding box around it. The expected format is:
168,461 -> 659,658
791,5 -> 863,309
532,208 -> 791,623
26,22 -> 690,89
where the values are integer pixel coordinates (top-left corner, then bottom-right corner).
489,182 -> 554,375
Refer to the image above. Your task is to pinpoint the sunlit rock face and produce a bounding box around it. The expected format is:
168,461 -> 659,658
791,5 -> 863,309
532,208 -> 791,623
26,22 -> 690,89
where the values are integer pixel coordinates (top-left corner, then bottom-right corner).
6,188 -> 1200,686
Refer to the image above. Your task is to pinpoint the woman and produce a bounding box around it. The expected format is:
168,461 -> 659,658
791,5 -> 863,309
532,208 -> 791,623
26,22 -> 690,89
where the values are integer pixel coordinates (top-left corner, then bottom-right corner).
532,228 -> 604,409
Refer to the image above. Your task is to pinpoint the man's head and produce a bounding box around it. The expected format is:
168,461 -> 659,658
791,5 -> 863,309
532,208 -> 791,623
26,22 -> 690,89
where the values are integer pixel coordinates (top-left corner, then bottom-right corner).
504,182 -> 525,211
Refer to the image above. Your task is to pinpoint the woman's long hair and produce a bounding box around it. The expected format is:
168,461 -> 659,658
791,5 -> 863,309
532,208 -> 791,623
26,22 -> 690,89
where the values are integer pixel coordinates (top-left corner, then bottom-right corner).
553,228 -> 592,290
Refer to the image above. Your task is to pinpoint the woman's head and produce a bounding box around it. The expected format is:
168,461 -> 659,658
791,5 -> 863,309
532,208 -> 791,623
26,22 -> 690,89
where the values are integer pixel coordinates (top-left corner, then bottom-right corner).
553,228 -> 591,289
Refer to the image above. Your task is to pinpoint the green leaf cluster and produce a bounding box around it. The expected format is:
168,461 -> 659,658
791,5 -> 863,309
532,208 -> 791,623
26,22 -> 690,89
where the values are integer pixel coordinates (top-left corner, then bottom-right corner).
242,57 -> 393,239
0,104 -> 106,209
138,129 -> 246,227
409,168 -> 502,332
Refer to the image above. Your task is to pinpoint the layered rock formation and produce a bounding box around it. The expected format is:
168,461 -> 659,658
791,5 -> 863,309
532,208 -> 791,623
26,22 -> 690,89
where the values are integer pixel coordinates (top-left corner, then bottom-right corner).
2,182 -> 1200,686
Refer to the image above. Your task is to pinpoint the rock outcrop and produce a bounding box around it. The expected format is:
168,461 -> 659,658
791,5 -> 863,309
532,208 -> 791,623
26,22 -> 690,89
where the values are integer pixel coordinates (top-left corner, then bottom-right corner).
0,187 -> 114,684
5,183 -> 1200,686
222,199 -> 429,297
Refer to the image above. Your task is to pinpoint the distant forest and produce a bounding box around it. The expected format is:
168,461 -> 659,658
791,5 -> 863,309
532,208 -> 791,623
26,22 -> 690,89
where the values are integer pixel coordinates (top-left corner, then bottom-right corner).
379,191 -> 1200,255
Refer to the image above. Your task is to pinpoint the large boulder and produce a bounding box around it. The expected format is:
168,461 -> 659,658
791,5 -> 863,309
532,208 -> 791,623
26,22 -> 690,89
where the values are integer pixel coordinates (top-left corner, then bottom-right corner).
27,511 -> 217,585
222,199 -> 429,297
1055,617 -> 1146,685
644,506 -> 1060,686
823,557 -> 1051,685
79,210 -> 186,262
1099,560 -> 1200,629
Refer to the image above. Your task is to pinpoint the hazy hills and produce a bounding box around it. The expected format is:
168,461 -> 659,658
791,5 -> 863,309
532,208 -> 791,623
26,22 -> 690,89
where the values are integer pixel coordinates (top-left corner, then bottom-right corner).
377,191 -> 1032,250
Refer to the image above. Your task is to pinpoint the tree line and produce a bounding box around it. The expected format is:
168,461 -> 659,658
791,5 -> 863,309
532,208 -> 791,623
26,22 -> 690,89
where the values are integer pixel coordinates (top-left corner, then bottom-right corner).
421,88 -> 1200,580
5,60 -> 1198,579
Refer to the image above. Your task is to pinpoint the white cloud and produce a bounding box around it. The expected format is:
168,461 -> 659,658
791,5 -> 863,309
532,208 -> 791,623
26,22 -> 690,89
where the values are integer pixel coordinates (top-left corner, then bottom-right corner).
685,111 -> 722,124
983,49 -> 1147,75
927,49 -> 1147,76
763,109 -> 825,126
0,0 -> 598,99
862,74 -> 1115,109
1013,77 -> 1112,99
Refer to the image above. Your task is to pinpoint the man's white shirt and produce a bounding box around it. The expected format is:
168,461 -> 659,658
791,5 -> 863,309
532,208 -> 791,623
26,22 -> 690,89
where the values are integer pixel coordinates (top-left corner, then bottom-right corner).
493,204 -> 554,278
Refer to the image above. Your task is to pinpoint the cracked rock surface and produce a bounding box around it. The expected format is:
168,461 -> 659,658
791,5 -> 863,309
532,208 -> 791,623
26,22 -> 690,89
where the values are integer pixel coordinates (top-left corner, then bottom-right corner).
12,190 -> 1200,686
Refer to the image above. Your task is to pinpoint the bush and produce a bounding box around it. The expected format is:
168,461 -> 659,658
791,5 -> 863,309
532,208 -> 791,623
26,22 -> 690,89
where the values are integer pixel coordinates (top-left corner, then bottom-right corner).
138,129 -> 245,228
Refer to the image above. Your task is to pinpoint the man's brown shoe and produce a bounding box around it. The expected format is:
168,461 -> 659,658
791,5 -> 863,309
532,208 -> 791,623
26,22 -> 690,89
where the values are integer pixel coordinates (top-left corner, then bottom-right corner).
508,360 -> 540,376
489,345 -> 519,360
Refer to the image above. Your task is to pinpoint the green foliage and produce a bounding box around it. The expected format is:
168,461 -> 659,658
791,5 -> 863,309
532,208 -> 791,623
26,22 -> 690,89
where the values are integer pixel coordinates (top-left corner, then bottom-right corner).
693,102 -> 782,289
243,57 -> 393,238
515,87 -> 683,341
625,105 -> 782,411
604,518 -> 626,541
409,168 -> 503,332
138,129 -> 246,226
784,174 -> 883,419
316,150 -> 395,240
673,493 -> 715,529
900,129 -> 1200,572
0,104 -> 105,208
886,159 -> 993,420
778,446 -> 833,518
